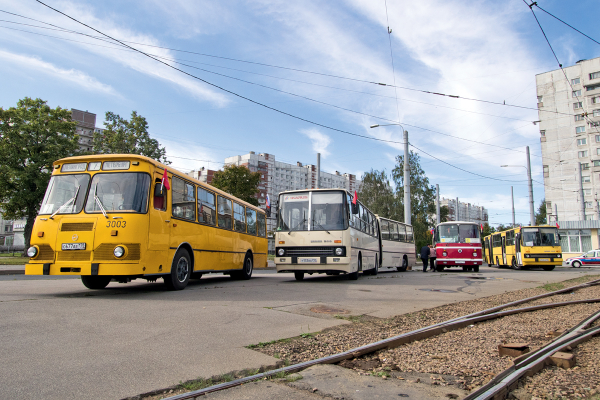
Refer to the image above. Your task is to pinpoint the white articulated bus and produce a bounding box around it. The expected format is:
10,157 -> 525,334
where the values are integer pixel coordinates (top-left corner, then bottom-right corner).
274,189 -> 415,280
377,216 -> 416,272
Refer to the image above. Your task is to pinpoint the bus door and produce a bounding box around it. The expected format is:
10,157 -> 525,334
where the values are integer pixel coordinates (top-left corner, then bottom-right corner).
501,237 -> 507,265
515,233 -> 522,266
148,174 -> 171,273
488,238 -> 493,265
482,238 -> 487,262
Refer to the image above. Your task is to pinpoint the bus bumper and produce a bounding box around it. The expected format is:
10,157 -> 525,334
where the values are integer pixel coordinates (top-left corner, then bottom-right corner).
25,262 -> 144,276
275,256 -> 351,272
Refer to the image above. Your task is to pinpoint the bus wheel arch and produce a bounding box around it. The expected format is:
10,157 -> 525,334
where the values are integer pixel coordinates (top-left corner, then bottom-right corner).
397,255 -> 408,272
81,275 -> 112,290
232,250 -> 253,280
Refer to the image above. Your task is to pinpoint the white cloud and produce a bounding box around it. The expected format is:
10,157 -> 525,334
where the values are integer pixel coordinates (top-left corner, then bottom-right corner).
0,48 -> 118,96
300,128 -> 332,157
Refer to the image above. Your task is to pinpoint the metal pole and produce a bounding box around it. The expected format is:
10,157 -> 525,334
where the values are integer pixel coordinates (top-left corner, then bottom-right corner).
526,146 -> 535,226
596,193 -> 600,221
403,130 -> 411,225
456,197 -> 459,221
316,153 -> 320,189
579,162 -> 585,220
555,203 -> 558,223
436,184 -> 440,225
511,186 -> 515,227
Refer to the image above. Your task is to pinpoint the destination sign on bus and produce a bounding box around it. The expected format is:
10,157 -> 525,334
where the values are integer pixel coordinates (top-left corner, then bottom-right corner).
61,163 -> 87,172
283,194 -> 309,202
103,161 -> 130,170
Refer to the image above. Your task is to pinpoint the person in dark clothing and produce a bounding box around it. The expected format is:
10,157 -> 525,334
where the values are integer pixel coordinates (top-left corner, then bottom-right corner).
420,245 -> 430,272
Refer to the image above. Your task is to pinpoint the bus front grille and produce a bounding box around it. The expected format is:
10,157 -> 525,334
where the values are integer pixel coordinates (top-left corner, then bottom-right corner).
278,246 -> 341,257
57,251 -> 92,262
36,244 -> 55,261
93,243 -> 141,261
61,223 -> 94,231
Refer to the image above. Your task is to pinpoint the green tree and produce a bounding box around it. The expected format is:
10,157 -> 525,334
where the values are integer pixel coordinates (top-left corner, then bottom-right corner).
481,223 -> 495,238
535,199 -> 547,225
439,205 -> 449,223
495,224 -> 511,232
0,97 -> 79,250
392,151 -> 436,251
211,164 -> 261,206
93,111 -> 168,163
358,169 -> 401,220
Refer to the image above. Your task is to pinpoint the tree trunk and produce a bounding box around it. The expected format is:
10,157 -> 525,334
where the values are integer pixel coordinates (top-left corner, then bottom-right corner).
23,211 -> 36,255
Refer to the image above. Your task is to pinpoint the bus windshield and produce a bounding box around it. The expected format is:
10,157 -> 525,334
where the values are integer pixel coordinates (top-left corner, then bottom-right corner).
39,174 -> 90,215
85,173 -> 151,213
521,227 -> 560,247
277,191 -> 346,232
436,224 -> 480,244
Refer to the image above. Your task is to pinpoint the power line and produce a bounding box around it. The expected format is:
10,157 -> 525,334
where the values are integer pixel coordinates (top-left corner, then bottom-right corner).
530,3 -> 600,47
0,8 -> 581,119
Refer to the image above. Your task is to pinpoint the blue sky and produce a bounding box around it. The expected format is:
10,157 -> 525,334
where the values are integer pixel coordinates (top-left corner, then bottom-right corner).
1,0 -> 599,226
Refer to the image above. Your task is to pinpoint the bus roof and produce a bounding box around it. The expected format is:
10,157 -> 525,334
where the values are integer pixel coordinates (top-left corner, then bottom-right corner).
436,221 -> 479,226
53,153 -> 266,213
278,188 -> 348,195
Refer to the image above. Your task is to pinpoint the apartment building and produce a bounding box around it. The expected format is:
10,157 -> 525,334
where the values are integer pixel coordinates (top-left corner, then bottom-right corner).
536,56 -> 600,254
71,109 -> 97,152
436,197 -> 488,225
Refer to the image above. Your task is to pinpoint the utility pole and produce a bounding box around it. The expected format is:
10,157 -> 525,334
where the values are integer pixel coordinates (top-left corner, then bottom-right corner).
596,193 -> 600,221
526,146 -> 535,226
403,130 -> 411,225
511,186 -> 515,227
579,162 -> 586,221
436,184 -> 440,225
555,204 -> 558,224
456,197 -> 459,221
316,153 -> 320,189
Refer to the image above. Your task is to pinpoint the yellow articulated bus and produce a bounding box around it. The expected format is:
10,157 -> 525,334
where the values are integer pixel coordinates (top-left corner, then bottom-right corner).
274,188 -> 415,280
483,225 -> 562,271
25,154 -> 267,290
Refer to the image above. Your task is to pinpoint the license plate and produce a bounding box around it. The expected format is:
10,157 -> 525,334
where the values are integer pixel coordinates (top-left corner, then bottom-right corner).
539,258 -> 550,262
455,261 -> 465,264
299,258 -> 319,264
62,243 -> 86,250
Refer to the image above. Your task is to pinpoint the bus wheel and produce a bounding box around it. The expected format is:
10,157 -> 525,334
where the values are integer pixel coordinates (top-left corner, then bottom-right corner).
473,265 -> 480,272
165,248 -> 191,290
436,264 -> 444,272
349,256 -> 360,280
542,266 -> 555,271
294,272 -> 304,281
81,275 -> 111,289
233,253 -> 253,280
511,257 -> 522,270
462,266 -> 468,272
397,257 -> 408,272
371,255 -> 379,276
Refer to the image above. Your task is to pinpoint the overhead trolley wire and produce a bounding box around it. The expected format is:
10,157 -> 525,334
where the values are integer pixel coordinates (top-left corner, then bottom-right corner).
530,3 -> 600,47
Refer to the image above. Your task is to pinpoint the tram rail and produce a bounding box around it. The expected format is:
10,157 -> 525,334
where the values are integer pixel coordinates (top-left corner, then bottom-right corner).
162,278 -> 600,400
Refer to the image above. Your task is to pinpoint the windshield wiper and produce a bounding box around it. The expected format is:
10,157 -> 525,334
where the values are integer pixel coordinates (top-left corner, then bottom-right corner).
311,211 -> 330,234
94,184 -> 108,219
50,186 -> 80,219
288,217 -> 306,235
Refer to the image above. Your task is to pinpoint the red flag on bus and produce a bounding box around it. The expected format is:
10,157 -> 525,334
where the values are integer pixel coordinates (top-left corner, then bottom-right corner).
161,168 -> 170,191
556,222 -> 560,229
352,190 -> 357,205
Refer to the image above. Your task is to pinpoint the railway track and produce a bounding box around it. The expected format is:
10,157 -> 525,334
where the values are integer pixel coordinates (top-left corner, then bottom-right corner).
158,277 -> 600,400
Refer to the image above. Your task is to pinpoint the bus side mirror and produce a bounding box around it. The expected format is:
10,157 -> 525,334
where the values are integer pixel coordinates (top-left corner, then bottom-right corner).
351,203 -> 359,215
154,183 -> 164,197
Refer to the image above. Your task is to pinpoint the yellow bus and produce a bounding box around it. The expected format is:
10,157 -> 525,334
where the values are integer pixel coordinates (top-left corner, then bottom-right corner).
484,225 -> 562,271
25,154 -> 268,290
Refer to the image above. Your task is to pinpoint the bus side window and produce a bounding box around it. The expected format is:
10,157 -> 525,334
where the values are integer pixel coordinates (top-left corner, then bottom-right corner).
381,220 -> 390,240
197,186 -> 216,225
172,177 -> 196,221
233,202 -> 246,233
398,224 -> 406,242
217,196 -> 233,230
246,208 -> 257,235
153,181 -> 166,211
406,226 -> 413,242
257,213 -> 266,237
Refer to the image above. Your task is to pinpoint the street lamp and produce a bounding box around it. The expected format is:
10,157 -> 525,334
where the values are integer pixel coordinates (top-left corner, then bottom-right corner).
501,146 -> 535,226
370,123 -> 410,225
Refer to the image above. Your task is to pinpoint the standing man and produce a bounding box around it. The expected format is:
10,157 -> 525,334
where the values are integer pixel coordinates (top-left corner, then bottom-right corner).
420,244 -> 430,272
429,245 -> 436,271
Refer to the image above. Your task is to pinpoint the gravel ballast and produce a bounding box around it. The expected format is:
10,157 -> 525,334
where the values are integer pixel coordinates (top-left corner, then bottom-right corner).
253,275 -> 600,399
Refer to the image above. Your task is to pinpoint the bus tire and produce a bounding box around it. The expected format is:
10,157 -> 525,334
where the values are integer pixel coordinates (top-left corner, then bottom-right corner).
164,248 -> 191,290
473,265 -> 480,272
370,255 -> 379,276
542,266 -> 555,271
512,257 -> 522,270
232,253 -> 253,280
349,256 -> 360,280
462,266 -> 468,272
436,264 -> 444,272
81,275 -> 111,289
397,256 -> 408,272
294,272 -> 304,281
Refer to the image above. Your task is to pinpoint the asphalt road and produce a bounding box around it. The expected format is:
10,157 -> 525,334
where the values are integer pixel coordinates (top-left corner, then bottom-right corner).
1,265 -> 597,400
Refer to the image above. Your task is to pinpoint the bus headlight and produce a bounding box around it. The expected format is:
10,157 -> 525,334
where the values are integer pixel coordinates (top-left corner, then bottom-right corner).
473,252 -> 477,257
277,248 -> 285,256
335,247 -> 343,256
443,252 -> 447,257
557,254 -> 562,258
114,246 -> 125,258
27,246 -> 38,258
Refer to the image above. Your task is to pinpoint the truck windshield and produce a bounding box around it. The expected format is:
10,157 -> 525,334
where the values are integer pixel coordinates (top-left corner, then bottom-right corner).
84,173 -> 151,213
521,227 -> 559,247
277,191 -> 346,231
436,224 -> 480,244
39,174 -> 90,215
